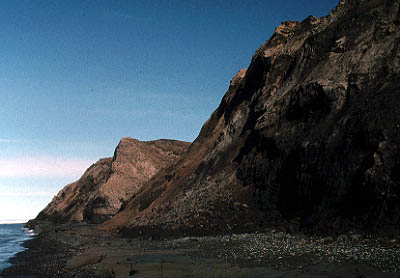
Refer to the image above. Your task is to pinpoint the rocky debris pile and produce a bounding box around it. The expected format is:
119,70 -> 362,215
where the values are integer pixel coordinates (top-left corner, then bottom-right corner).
119,174 -> 265,238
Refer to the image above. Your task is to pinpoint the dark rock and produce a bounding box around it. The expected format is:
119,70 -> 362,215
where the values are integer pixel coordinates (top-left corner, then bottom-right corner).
106,0 -> 400,237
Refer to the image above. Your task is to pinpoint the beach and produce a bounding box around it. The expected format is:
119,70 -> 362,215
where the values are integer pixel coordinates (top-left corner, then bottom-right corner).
2,222 -> 400,278
0,223 -> 35,276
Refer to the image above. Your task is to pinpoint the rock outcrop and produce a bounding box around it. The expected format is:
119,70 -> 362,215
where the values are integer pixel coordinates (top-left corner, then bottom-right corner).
102,0 -> 400,236
29,138 -> 189,225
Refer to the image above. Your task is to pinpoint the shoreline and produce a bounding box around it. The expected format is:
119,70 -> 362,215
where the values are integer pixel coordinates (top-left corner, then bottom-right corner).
2,222 -> 400,278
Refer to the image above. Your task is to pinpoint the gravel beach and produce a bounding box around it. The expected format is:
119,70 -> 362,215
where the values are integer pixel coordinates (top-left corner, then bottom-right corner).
1,222 -> 399,278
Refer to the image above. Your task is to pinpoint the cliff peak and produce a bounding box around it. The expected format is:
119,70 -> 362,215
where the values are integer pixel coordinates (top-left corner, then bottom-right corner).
101,0 -> 400,237
29,138 -> 189,226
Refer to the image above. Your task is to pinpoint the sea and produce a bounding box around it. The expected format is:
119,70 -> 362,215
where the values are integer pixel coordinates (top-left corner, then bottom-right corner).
0,223 -> 35,275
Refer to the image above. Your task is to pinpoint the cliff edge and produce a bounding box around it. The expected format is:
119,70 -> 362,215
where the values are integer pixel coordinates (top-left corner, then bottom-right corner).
28,137 -> 189,226
102,0 -> 400,236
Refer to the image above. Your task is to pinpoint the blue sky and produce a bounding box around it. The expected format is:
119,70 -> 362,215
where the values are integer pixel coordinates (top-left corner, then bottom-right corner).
0,0 -> 338,222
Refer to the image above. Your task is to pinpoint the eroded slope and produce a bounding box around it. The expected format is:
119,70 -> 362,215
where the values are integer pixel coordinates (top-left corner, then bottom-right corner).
30,137 -> 189,225
104,0 -> 400,236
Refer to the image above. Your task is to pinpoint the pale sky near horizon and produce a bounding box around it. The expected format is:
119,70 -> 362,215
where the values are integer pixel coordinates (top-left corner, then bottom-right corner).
0,0 -> 338,223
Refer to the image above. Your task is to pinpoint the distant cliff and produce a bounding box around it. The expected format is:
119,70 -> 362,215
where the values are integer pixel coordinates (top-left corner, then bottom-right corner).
102,0 -> 400,236
29,138 -> 189,225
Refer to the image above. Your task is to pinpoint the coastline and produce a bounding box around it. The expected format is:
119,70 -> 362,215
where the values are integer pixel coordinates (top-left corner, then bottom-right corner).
2,222 -> 400,278
0,223 -> 36,277
1,223 -> 85,278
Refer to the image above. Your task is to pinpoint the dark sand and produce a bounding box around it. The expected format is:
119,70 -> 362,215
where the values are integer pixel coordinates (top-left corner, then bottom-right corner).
1,222 -> 399,278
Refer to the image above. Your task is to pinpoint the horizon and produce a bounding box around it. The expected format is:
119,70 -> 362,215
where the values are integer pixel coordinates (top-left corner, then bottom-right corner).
0,219 -> 28,225
0,0 -> 338,222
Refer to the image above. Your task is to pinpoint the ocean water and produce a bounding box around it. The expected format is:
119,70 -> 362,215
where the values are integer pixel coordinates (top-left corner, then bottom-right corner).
0,223 -> 35,275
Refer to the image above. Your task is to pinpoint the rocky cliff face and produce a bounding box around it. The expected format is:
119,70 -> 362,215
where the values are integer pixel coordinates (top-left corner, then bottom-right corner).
30,138 -> 189,225
102,0 -> 400,236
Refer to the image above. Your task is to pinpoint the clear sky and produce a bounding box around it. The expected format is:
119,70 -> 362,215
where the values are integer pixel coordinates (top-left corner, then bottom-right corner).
0,0 -> 339,223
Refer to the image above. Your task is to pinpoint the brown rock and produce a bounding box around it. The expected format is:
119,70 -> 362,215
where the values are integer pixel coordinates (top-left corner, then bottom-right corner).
102,0 -> 400,237
28,137 -> 189,226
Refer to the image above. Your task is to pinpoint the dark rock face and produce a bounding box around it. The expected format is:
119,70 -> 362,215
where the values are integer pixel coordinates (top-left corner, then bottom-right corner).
232,0 -> 400,232
28,138 -> 189,226
105,0 -> 400,235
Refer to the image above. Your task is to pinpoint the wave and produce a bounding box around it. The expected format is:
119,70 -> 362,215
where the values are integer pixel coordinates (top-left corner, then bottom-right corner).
22,228 -> 37,237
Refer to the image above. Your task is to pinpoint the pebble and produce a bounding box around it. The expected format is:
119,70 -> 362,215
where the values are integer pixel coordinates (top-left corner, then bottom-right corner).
166,230 -> 400,273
